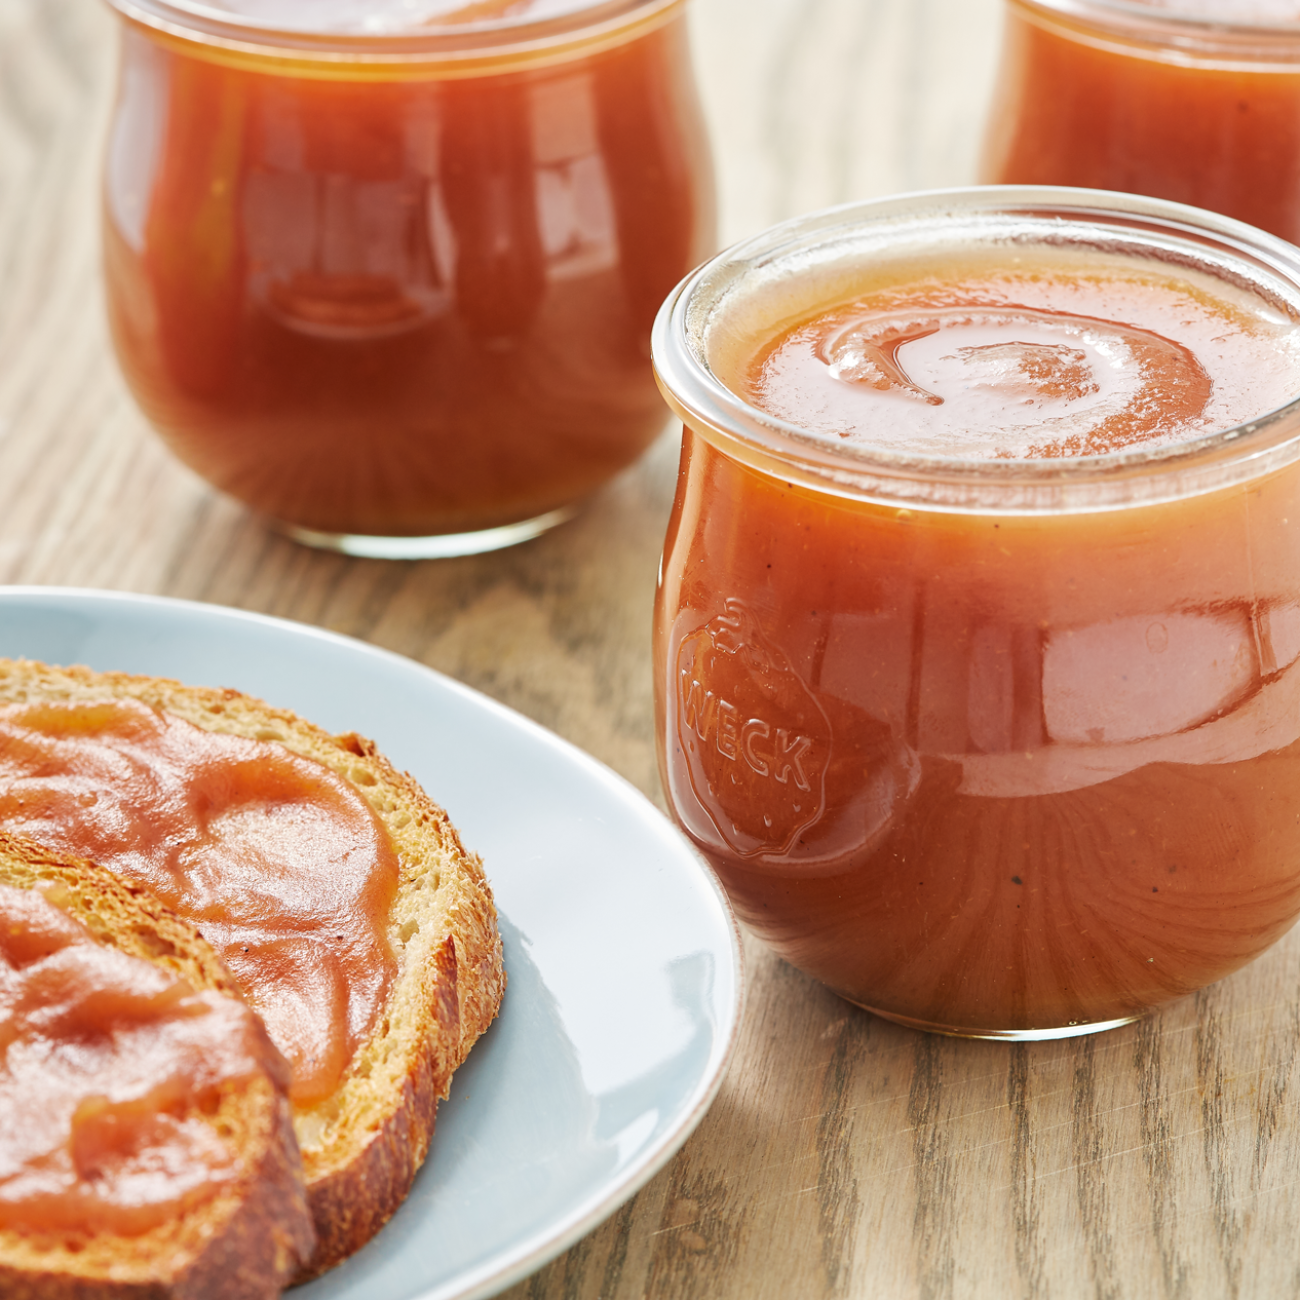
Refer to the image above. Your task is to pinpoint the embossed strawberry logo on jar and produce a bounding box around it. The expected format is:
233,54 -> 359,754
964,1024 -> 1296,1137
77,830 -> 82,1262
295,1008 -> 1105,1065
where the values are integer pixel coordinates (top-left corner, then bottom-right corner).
671,598 -> 831,859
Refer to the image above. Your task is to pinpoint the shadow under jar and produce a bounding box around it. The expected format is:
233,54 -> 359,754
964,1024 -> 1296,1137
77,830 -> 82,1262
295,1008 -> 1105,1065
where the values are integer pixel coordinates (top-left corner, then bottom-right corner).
652,188 -> 1300,1039
102,0 -> 714,556
981,1 -> 1300,245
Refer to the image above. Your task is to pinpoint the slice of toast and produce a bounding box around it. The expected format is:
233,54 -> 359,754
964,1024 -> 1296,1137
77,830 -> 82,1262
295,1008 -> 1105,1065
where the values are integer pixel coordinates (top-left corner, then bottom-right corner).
0,659 -> 506,1276
0,830 -> 315,1299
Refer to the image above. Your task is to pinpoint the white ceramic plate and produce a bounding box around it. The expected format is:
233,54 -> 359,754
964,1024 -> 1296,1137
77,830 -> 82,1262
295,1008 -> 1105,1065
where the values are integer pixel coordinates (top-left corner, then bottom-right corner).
0,586 -> 743,1300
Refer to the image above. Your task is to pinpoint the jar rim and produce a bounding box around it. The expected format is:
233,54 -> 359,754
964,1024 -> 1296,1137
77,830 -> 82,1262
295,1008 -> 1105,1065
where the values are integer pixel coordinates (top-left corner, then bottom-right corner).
105,0 -> 681,67
1010,0 -> 1300,62
651,186 -> 1300,517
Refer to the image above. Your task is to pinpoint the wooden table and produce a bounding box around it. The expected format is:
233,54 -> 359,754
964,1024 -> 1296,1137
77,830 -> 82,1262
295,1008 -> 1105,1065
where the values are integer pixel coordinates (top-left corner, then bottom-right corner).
7,1 -> 1300,1295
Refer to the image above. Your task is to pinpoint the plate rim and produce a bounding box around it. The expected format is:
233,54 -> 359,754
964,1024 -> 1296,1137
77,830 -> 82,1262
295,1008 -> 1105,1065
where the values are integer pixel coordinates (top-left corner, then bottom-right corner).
0,583 -> 747,1300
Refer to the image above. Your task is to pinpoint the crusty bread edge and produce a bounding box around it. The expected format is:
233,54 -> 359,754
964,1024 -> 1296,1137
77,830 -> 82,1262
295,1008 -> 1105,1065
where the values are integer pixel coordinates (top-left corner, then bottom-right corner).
0,832 -> 316,1299
0,660 -> 507,1274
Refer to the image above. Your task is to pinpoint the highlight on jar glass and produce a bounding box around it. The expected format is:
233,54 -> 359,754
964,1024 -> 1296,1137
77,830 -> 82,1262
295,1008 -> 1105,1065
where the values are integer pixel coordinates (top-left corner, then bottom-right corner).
980,1 -> 1300,245
651,187 -> 1300,1040
102,0 -> 715,558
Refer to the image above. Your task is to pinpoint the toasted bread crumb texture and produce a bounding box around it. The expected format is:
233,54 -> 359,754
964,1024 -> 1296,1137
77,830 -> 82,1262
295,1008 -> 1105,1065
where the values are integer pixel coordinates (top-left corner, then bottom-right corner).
0,660 -> 506,1274
0,832 -> 314,1299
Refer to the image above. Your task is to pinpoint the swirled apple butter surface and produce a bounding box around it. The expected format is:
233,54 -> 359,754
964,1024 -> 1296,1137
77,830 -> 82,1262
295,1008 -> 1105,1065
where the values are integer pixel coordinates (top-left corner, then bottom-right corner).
0,883 -> 281,1236
0,701 -> 399,1105
657,237 -> 1300,1033
738,252 -> 1300,456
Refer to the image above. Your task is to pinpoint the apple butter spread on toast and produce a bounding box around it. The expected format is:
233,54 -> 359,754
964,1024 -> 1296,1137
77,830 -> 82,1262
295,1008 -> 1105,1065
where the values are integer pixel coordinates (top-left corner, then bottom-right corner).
0,660 -> 505,1275
0,831 -> 314,1299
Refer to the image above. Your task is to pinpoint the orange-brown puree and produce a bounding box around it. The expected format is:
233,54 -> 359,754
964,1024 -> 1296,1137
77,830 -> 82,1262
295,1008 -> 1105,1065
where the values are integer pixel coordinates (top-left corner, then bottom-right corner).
738,260 -> 1300,458
657,253 -> 1300,1032
0,883 -> 283,1237
982,1 -> 1300,244
0,701 -> 399,1105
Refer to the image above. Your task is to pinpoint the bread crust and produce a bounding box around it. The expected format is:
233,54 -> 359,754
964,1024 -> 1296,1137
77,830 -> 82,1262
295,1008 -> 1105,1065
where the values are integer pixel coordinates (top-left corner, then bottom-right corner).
0,832 -> 315,1300
0,659 -> 507,1275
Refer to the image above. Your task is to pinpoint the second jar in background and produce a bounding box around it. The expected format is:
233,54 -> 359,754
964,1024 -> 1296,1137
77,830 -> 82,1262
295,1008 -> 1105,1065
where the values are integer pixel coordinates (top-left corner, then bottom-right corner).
981,0 -> 1300,245
103,0 -> 715,554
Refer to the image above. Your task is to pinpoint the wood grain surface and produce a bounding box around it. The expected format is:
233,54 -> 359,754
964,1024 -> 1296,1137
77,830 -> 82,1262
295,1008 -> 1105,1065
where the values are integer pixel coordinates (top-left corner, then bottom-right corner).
4,1 -> 1300,1296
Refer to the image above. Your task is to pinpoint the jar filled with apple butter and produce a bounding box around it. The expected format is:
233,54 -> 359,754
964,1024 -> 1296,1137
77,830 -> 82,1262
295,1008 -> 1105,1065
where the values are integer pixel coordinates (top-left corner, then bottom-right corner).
102,0 -> 715,556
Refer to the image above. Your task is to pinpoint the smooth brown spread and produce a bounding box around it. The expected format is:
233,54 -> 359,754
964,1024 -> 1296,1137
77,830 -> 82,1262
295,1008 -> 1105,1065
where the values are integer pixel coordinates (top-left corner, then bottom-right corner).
739,254 -> 1300,459
0,883 -> 280,1237
0,700 -> 400,1106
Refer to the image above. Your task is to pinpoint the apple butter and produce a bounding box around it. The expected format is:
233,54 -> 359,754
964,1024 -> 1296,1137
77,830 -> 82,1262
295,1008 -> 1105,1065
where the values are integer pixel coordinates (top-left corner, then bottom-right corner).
0,882 -> 284,1237
102,0 -> 714,551
982,0 -> 1300,244
652,190 -> 1300,1036
0,699 -> 399,1104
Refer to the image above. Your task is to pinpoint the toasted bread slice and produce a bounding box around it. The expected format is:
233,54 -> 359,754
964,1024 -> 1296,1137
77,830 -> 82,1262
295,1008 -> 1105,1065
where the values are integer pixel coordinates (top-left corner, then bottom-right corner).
0,659 -> 505,1276
0,830 -> 315,1299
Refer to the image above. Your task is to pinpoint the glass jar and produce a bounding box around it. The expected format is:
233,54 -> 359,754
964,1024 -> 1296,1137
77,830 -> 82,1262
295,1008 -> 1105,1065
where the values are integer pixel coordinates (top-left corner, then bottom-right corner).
652,187 -> 1300,1039
103,0 -> 715,556
981,1 -> 1300,244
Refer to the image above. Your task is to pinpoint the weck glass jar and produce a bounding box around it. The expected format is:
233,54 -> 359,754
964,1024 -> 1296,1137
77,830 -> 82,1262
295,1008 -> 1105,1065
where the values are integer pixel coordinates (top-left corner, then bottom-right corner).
653,187 -> 1300,1039
103,0 -> 715,555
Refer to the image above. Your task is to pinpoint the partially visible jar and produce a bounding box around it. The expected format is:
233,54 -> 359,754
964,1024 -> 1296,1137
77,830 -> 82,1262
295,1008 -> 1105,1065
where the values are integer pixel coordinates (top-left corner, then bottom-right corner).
981,1 -> 1300,245
103,0 -> 714,556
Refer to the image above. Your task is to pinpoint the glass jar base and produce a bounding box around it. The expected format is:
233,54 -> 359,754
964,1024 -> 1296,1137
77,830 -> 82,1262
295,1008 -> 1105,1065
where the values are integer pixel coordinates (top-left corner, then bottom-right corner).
277,506 -> 576,559
853,1003 -> 1144,1042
